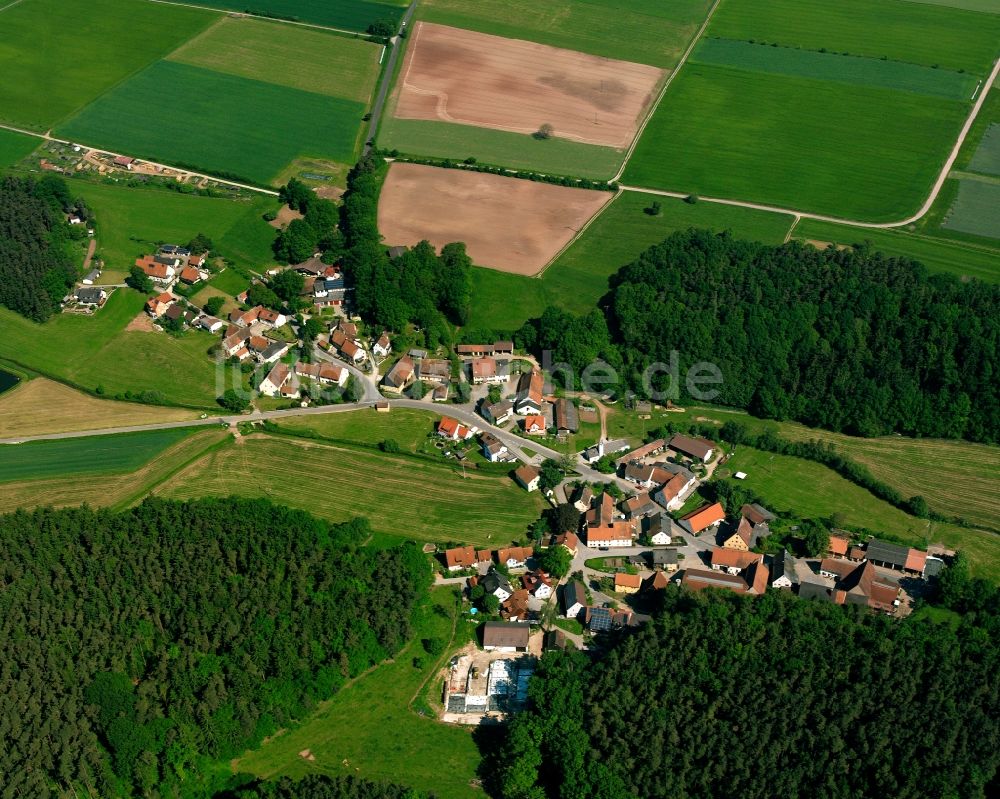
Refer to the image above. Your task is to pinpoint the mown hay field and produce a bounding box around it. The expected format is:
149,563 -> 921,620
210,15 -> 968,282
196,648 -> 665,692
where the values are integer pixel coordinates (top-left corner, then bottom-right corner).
157,434 -> 545,545
0,0 -> 216,129
58,61 -> 366,185
0,378 -> 201,438
166,16 -> 382,104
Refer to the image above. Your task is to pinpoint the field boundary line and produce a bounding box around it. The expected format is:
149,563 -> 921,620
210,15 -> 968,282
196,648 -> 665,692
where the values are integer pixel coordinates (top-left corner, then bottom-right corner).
0,122 -> 279,196
535,186 -> 622,278
619,57 -> 1000,229
611,0 -> 722,183
0,0 -> 26,13
144,0 -> 370,38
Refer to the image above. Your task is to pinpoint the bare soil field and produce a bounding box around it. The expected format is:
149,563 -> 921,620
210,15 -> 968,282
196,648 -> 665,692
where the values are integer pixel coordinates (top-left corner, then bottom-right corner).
378,163 -> 613,274
394,22 -> 666,148
0,378 -> 200,438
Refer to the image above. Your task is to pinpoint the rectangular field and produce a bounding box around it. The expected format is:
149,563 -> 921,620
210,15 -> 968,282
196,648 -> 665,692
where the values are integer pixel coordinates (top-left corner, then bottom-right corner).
0,378 -> 200,438
694,38 -> 977,100
57,61 -> 366,184
395,22 -> 665,148
623,63 -> 968,220
157,434 -> 546,546
418,0 -> 715,68
969,124 -> 1000,176
941,179 -> 1000,239
377,118 -> 625,179
166,16 -> 382,104
0,128 -> 38,168
794,219 -> 1000,284
707,0 -> 1000,74
467,191 -> 795,330
378,163 -> 613,274
0,428 -> 194,482
175,0 -> 406,32
0,0 -> 216,129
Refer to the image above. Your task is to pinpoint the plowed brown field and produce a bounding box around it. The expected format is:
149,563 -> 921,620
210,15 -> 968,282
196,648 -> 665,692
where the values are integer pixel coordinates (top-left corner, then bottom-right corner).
395,22 -> 666,148
377,163 -> 614,274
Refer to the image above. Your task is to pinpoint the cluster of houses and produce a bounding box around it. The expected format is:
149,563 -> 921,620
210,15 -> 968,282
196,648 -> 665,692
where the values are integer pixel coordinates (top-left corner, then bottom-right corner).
259,358 -> 349,398
220,305 -> 289,364
478,366 -> 580,438
135,245 -> 209,289
288,256 -> 350,311
317,318 -> 369,367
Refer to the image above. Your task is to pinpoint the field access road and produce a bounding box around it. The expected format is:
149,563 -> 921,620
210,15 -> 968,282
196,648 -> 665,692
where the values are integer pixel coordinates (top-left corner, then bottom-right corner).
617,56 -> 1000,231
364,0 -> 418,154
0,121 -> 279,196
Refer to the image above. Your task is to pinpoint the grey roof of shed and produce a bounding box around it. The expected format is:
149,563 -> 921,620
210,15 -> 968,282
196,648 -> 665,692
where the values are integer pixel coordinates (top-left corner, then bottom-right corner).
482,621 -> 530,648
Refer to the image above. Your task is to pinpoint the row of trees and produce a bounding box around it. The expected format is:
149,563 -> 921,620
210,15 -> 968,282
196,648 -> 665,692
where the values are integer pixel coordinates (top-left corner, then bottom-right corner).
496,588 -> 1000,799
341,152 -> 473,348
0,174 -> 84,321
0,498 -> 430,798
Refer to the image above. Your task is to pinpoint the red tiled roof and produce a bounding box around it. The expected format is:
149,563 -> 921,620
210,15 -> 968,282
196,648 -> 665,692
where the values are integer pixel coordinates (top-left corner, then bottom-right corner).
710,548 -> 762,570
444,546 -> 476,569
681,502 -> 726,533
614,572 -> 642,590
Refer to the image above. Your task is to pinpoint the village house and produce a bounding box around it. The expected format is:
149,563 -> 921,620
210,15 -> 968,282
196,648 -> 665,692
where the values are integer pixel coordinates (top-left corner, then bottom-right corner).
553,398 -> 579,434
470,356 -> 509,385
382,356 -> 415,393
645,571 -> 670,591
372,333 -> 391,358
651,464 -> 697,510
646,513 -> 681,546
163,304 -> 196,328
562,581 -> 587,619
614,572 -> 642,595
145,291 -> 174,318
432,383 -> 450,402
312,275 -> 347,309
522,414 -> 546,435
418,358 -> 451,384
497,546 -> 534,570
196,315 -> 224,333
571,484 -> 594,513
711,547 -> 763,575
331,332 -> 364,364
501,589 -> 531,622
514,368 -> 544,415
444,545 -> 477,571
865,539 -> 928,575
81,268 -> 100,285
651,549 -> 679,572
456,341 -> 514,357
259,341 -> 289,365
550,531 -> 579,556
741,503 -> 776,526
808,559 -> 899,612
683,560 -> 769,595
514,464 -> 541,492
585,438 -> 630,463
295,361 -> 348,387
135,255 -> 177,285
480,432 -> 509,462
178,265 -> 204,285
669,433 -> 716,463
585,520 -> 635,548
74,286 -> 106,307
719,517 -> 756,550
481,569 -> 515,603
679,502 -> 726,535
616,438 -> 667,468
438,417 -> 473,441
522,571 -> 553,599
770,549 -> 799,589
586,606 -> 635,632
481,398 -> 514,426
481,621 -> 530,653
622,492 -> 658,520
259,362 -> 292,397
223,328 -> 252,359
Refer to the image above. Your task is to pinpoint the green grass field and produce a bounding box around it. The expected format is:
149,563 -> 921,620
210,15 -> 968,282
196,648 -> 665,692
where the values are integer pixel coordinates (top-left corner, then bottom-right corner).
418,0 -> 714,68
167,16 -> 382,104
794,218 -> 1000,283
378,118 -> 625,179
158,433 -> 546,545
234,587 -> 482,799
79,180 -> 276,273
906,0 -> 1000,12
467,191 -> 794,330
695,38 -> 977,100
707,0 -> 1000,74
276,408 -> 443,450
0,128 -> 38,168
941,179 -> 1000,239
0,290 -> 223,407
623,63 -> 968,220
58,61 -> 366,185
969,125 -> 1000,175
0,0 -> 216,130
0,428 -> 195,482
177,0 -> 406,32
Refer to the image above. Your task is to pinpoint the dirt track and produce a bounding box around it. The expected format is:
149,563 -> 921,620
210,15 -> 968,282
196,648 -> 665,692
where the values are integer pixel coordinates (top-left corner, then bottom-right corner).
396,22 -> 665,148
377,162 -> 613,274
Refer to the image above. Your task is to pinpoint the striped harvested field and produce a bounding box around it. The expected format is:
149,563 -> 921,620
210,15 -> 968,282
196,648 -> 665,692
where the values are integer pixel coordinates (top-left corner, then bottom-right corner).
156,434 -> 545,545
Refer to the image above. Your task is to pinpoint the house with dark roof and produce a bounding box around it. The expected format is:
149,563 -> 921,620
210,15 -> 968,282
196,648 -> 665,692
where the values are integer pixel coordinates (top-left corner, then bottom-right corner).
865,539 -> 927,575
668,433 -> 715,462
621,492 -> 658,520
651,548 -> 679,572
382,356 -> 415,393
481,398 -> 513,426
646,513 -> 682,546
770,549 -> 798,589
480,432 -> 509,462
481,621 -> 530,652
481,569 -> 514,603
75,286 -> 106,306
616,439 -> 667,467
554,398 -> 579,433
741,503 -> 776,526
562,581 -> 587,618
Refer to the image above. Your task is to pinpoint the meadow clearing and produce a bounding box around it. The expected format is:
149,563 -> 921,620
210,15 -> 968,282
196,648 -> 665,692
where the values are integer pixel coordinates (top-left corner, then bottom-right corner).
0,291 -> 222,407
57,61 -> 365,185
793,219 -> 1000,284
0,128 -> 38,168
707,0 -> 1000,73
0,0 -> 215,130
0,378 -> 201,437
157,433 -> 546,546
417,0 -> 714,69
394,22 -> 664,149
466,191 -> 794,331
234,587 -> 483,799
0,428 -> 229,515
623,61 -> 968,220
377,163 -> 613,274
166,16 -> 382,105
275,407 -> 444,450
177,0 -> 407,32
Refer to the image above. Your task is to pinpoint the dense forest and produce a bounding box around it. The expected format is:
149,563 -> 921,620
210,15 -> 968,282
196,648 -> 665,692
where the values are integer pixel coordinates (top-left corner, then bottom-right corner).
224,774 -> 427,799
604,230 -> 1000,442
0,174 -> 85,321
497,588 -> 1000,799
342,152 -> 472,347
0,498 -> 430,798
